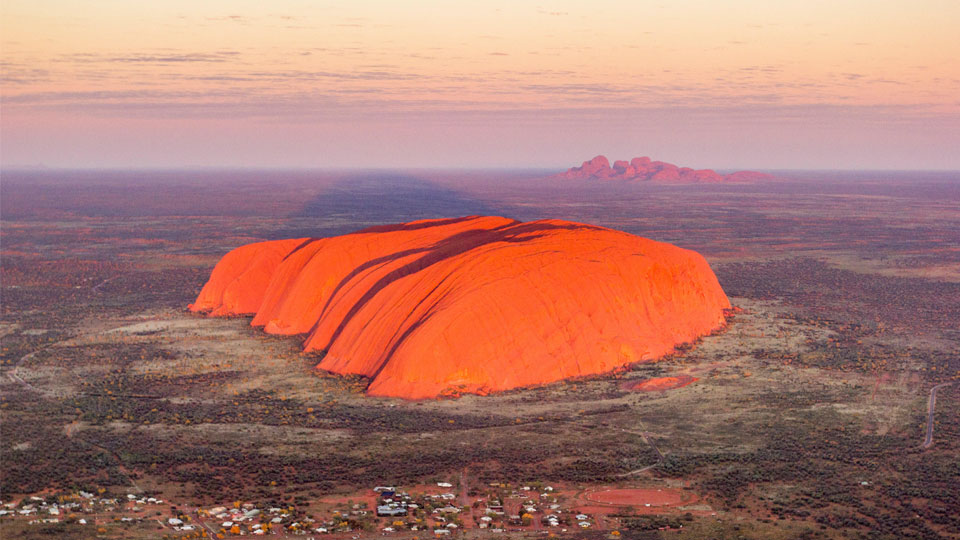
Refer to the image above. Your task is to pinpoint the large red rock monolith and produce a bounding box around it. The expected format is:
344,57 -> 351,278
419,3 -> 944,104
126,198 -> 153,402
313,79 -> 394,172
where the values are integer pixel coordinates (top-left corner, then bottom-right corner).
191,216 -> 730,399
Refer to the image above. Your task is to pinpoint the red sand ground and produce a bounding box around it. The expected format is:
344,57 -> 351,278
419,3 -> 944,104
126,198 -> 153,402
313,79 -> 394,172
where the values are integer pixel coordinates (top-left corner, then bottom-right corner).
624,375 -> 699,392
317,493 -> 378,509
191,216 -> 729,399
576,487 -> 701,516
585,488 -> 686,506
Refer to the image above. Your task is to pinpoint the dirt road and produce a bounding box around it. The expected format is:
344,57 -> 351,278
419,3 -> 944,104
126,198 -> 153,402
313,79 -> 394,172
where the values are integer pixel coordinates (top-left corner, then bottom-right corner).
922,381 -> 955,449
616,427 -> 664,477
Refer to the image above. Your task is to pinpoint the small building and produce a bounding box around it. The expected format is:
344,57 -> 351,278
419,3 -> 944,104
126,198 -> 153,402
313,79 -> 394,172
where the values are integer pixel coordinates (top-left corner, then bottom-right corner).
434,506 -> 460,514
377,505 -> 407,517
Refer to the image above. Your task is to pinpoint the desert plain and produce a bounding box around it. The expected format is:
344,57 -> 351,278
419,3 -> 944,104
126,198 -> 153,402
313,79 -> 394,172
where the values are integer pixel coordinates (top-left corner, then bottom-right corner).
1,169 -> 958,540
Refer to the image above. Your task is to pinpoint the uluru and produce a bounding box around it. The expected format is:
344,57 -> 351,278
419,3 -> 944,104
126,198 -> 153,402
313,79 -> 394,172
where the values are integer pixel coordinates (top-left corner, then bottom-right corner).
556,155 -> 776,182
190,216 -> 730,399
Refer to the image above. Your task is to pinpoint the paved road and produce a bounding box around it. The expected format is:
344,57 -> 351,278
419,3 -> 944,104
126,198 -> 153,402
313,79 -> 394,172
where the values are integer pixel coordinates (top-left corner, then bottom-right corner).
922,381 -> 956,449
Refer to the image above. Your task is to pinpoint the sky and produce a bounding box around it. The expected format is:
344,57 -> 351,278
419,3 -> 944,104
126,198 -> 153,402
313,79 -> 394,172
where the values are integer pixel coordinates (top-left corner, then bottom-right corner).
2,0 -> 959,170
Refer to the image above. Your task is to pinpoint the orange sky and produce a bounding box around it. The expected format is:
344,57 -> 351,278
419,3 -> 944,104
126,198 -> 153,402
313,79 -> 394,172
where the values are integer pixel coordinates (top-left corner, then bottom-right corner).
2,1 -> 959,169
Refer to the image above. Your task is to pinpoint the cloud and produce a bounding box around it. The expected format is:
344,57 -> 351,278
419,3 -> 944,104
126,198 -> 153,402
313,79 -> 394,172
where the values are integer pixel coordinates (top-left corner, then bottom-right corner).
64,51 -> 241,64
738,66 -> 783,73
243,69 -> 422,81
205,15 -> 249,22
203,14 -> 302,24
0,62 -> 51,85
519,83 -> 628,95
12,77 -> 949,126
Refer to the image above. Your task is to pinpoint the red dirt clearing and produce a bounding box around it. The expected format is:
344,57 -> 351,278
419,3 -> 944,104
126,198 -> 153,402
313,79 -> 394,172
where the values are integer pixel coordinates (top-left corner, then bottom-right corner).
624,375 -> 698,392
584,488 -> 687,506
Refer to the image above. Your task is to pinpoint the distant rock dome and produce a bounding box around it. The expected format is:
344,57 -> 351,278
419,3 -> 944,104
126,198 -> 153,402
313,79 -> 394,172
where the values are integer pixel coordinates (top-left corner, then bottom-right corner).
556,155 -> 775,182
190,216 -> 730,399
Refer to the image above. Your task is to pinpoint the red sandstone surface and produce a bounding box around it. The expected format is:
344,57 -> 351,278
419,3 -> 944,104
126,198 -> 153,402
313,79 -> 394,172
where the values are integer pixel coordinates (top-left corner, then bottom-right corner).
189,238 -> 309,317
556,155 -> 776,183
624,375 -> 699,392
190,216 -> 730,399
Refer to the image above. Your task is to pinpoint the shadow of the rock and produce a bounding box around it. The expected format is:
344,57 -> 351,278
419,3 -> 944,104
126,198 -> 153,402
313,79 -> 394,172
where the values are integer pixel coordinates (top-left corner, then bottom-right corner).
294,173 -> 514,229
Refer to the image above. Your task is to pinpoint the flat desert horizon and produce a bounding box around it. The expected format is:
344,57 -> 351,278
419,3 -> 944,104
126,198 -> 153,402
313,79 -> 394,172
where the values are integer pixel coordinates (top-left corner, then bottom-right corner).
3,167 -> 959,540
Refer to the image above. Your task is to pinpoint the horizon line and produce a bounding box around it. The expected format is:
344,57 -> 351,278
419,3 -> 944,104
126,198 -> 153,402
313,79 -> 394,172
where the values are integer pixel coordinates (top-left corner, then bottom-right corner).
4,165 -> 960,174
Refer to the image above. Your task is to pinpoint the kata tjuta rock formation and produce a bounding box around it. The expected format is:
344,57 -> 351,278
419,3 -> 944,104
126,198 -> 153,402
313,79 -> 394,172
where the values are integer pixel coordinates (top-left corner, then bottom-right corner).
190,216 -> 730,399
556,155 -> 775,182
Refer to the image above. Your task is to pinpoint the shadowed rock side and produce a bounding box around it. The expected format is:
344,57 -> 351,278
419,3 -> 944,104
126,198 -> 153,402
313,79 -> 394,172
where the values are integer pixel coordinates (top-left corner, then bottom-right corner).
556,155 -> 776,183
190,216 -> 731,399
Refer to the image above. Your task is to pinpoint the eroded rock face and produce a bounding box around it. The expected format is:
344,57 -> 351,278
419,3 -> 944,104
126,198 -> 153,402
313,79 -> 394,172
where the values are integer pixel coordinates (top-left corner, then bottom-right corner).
557,155 -> 775,182
190,216 -> 730,399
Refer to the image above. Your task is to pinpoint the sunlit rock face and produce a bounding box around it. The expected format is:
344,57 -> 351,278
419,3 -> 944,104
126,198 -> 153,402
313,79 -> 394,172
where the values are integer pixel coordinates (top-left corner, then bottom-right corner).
557,155 -> 775,183
189,238 -> 309,317
190,216 -> 730,399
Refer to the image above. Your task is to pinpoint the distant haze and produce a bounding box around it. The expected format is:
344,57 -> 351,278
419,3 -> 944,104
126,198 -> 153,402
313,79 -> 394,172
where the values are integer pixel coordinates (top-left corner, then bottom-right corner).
2,1 -> 959,170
